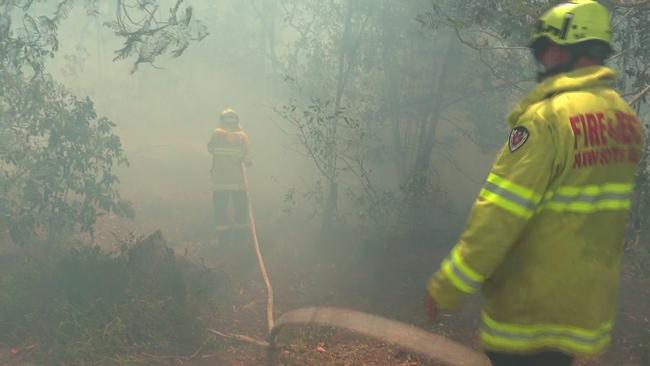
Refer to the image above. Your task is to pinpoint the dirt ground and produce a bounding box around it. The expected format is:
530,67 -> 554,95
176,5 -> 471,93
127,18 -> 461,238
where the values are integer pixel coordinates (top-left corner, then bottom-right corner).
88,215 -> 648,365
85,173 -> 650,366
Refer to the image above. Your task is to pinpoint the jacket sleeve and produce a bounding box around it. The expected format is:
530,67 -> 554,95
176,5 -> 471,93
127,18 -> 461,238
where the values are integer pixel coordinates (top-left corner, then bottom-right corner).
427,116 -> 558,310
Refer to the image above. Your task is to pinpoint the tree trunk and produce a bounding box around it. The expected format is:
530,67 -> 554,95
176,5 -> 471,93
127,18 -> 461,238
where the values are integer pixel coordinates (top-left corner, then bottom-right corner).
260,0 -> 280,74
320,0 -> 355,239
406,31 -> 460,219
380,0 -> 406,180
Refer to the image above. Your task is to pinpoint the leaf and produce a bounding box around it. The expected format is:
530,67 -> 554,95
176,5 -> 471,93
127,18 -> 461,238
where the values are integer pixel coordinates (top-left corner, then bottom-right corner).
182,6 -> 193,26
103,21 -> 122,33
38,16 -> 56,32
23,14 -> 39,36
20,0 -> 35,11
112,38 -> 140,62
54,0 -> 75,25
0,13 -> 12,37
171,42 -> 188,58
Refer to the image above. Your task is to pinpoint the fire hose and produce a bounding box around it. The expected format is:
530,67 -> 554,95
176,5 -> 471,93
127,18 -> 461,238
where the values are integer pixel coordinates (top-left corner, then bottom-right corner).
240,165 -> 490,366
243,164 -> 275,332
267,307 -> 491,366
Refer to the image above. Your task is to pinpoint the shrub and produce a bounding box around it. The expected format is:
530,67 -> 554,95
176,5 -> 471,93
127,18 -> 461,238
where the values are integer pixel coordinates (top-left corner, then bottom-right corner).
0,232 -> 222,365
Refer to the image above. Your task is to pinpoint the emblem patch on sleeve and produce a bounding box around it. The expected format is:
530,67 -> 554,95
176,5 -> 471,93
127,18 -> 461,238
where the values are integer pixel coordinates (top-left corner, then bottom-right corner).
508,126 -> 529,152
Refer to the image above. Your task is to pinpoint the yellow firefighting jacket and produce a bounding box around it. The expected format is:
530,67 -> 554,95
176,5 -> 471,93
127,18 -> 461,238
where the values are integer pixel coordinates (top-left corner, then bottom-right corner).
207,127 -> 252,191
427,66 -> 645,356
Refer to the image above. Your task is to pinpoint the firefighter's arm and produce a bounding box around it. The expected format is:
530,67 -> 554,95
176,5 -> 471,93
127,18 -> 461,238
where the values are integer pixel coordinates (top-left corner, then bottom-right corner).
207,132 -> 219,154
427,117 -> 557,310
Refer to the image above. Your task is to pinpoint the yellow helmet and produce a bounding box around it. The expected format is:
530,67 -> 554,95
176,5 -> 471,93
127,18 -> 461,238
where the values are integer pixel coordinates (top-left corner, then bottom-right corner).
530,0 -> 612,50
220,108 -> 239,122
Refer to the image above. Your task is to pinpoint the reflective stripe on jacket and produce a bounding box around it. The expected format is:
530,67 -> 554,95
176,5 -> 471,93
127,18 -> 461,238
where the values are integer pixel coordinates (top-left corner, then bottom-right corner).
208,127 -> 251,191
427,66 -> 646,356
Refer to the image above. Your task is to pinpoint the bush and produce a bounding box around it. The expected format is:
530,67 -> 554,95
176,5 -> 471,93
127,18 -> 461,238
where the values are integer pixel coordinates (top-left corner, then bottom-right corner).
0,232 -> 223,365
0,71 -> 133,246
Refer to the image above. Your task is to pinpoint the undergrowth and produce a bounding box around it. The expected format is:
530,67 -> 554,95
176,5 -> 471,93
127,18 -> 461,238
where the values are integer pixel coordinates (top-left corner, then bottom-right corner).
0,236 -> 225,365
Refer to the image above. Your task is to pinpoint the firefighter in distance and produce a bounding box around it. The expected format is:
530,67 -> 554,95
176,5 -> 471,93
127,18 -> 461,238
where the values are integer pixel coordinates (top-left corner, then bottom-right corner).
207,108 -> 253,245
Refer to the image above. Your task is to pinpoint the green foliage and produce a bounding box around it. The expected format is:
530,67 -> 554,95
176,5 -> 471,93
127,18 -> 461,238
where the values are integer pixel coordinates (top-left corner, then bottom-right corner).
0,0 -> 76,76
0,241 -> 215,365
0,0 -> 211,243
0,0 -> 207,75
276,94 -> 397,229
0,71 -> 132,244
106,0 -> 209,73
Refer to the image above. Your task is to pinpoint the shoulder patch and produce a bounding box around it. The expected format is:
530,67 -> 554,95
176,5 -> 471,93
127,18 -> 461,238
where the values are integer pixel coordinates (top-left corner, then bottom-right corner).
508,126 -> 529,152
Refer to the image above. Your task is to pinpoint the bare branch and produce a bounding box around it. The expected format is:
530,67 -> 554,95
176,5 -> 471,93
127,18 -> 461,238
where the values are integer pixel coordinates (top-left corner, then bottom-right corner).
629,85 -> 650,107
454,28 -> 527,51
612,8 -> 637,28
207,329 -> 269,348
607,0 -> 650,8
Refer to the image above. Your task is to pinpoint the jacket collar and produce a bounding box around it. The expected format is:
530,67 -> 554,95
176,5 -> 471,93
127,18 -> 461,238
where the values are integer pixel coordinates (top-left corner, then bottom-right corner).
507,66 -> 617,126
218,124 -> 242,132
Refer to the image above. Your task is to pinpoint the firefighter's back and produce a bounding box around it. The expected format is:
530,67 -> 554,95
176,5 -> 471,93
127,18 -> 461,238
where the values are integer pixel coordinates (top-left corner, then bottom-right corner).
484,72 -> 645,354
208,128 -> 250,191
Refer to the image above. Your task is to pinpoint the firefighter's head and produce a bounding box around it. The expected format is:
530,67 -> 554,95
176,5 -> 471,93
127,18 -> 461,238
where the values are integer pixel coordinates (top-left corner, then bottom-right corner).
220,108 -> 240,130
529,0 -> 613,81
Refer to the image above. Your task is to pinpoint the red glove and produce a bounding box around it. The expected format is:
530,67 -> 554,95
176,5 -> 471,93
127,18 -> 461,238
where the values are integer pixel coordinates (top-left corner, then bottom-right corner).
425,293 -> 438,322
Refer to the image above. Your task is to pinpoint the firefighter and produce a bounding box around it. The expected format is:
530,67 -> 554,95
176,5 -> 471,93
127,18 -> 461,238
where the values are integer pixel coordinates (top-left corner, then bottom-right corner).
207,108 -> 252,245
425,1 -> 646,365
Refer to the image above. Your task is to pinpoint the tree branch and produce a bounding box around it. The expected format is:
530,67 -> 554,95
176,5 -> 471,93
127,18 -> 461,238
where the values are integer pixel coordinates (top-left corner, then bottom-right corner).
629,85 -> 650,107
607,0 -> 650,8
207,329 -> 269,347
